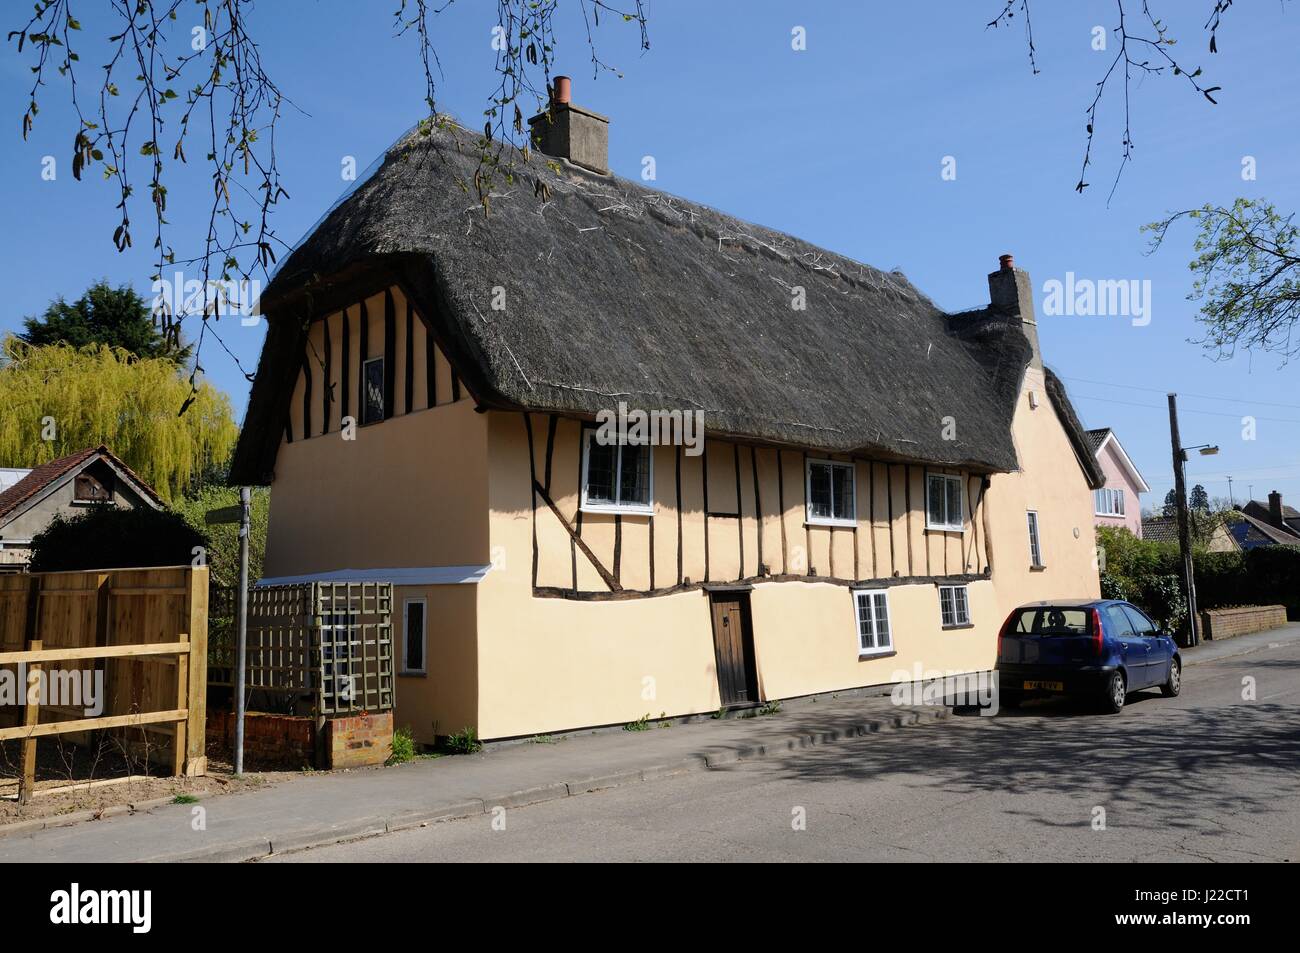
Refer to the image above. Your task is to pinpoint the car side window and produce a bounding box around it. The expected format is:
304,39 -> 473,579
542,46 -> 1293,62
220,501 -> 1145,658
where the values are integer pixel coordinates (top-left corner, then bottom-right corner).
1105,605 -> 1136,637
1121,605 -> 1158,636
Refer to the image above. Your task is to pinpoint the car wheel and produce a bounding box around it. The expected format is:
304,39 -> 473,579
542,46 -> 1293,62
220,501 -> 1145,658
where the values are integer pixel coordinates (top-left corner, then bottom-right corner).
1101,671 -> 1127,714
1161,657 -> 1181,697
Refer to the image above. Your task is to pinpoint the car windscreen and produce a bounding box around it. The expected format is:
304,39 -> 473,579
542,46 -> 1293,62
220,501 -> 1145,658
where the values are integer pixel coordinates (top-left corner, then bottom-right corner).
1011,607 -> 1093,636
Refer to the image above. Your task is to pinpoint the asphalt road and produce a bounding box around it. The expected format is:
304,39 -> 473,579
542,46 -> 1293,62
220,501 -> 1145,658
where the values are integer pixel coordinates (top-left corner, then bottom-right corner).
271,637 -> 1300,863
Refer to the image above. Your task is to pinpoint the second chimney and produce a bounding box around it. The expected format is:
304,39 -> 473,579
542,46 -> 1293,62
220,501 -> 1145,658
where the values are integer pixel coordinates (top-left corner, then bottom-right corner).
1269,490 -> 1285,528
528,76 -> 610,175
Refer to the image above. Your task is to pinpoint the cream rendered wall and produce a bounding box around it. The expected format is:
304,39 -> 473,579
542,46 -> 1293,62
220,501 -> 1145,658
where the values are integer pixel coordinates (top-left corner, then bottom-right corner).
263,398 -> 490,745
983,365 -> 1102,647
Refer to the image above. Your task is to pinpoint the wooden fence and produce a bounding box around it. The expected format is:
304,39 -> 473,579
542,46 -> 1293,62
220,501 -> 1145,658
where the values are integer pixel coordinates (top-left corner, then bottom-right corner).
0,566 -> 208,803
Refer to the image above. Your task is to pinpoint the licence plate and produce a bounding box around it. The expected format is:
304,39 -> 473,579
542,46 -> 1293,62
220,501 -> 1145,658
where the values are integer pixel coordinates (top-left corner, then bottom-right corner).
1023,680 -> 1064,691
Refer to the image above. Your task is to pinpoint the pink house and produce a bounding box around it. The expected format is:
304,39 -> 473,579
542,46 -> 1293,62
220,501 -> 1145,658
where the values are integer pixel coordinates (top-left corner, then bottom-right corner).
1087,428 -> 1150,537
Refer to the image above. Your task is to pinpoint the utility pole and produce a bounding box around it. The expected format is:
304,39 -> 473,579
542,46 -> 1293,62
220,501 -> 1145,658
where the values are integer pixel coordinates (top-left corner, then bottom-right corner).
1227,475 -> 1234,508
234,486 -> 251,775
1167,394 -> 1200,646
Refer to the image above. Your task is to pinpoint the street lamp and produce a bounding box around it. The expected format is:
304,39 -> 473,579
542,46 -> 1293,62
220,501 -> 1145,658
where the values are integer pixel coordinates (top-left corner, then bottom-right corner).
1167,391 -> 1216,647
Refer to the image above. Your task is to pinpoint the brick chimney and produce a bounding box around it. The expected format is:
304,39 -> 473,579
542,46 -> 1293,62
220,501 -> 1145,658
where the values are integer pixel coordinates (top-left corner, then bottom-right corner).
987,253 -> 1041,368
1268,490 -> 1285,528
528,76 -> 610,175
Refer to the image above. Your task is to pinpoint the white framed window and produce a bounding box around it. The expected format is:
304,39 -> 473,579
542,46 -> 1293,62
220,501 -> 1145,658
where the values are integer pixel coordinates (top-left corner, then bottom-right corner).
362,356 -> 385,425
1093,487 -> 1125,517
806,459 -> 856,526
580,431 -> 653,515
938,584 -> 971,627
853,589 -> 893,656
402,598 -> 427,675
925,472 -> 964,532
1027,510 -> 1043,567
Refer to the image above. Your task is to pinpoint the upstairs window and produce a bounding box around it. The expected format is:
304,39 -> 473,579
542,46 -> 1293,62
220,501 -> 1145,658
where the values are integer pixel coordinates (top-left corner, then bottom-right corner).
1094,487 -> 1125,517
362,356 -> 385,425
853,589 -> 893,656
806,459 -> 856,526
1027,510 -> 1044,568
581,432 -> 653,514
925,472 -> 964,532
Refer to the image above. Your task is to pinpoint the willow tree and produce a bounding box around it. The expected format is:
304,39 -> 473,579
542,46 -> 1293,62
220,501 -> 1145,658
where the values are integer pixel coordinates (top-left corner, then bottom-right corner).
0,335 -> 237,503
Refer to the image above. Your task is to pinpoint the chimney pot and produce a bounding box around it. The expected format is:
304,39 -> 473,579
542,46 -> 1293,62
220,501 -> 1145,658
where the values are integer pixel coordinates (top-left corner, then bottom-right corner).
999,253 -> 1015,271
553,75 -> 572,105
1269,490 -> 1284,528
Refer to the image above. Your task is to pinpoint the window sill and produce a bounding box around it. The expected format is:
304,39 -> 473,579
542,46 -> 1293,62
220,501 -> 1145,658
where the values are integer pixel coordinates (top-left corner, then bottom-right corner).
1029,564 -> 1047,572
924,524 -> 964,534
805,518 -> 857,529
399,670 -> 427,678
941,622 -> 975,631
580,504 -> 653,517
858,649 -> 897,661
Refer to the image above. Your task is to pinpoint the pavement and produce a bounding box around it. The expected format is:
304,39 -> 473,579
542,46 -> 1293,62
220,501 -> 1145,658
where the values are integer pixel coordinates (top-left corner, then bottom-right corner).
2,623 -> 1297,863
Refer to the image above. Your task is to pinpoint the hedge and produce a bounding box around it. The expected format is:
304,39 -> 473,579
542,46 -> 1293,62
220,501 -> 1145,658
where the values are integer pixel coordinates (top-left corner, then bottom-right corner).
28,505 -> 208,573
1097,526 -> 1300,628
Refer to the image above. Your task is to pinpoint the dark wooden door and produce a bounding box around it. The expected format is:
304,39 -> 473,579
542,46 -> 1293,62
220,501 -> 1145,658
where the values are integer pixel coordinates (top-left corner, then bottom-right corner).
710,594 -> 757,707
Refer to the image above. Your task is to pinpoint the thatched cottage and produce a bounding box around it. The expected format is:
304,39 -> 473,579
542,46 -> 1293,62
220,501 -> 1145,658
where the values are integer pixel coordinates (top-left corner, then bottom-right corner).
230,83 -> 1104,742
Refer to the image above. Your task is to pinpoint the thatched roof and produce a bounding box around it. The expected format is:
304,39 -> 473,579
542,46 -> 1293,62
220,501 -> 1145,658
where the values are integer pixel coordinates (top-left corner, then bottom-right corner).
231,119 -> 1099,487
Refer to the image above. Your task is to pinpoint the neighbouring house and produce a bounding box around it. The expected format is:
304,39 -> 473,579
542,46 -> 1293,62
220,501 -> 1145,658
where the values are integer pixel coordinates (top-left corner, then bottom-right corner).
1086,428 -> 1149,537
0,446 -> 164,569
1225,500 -> 1300,550
1141,515 -> 1239,553
1241,491 -> 1300,541
229,83 -> 1105,742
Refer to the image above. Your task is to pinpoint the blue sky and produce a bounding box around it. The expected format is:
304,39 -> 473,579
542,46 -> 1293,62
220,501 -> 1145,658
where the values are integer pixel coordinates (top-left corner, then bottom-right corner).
2,1 -> 1298,510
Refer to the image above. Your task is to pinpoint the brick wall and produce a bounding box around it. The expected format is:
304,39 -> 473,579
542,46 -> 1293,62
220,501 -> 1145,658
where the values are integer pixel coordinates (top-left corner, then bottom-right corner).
327,711 -> 393,769
1200,605 -> 1287,641
205,711 -> 316,769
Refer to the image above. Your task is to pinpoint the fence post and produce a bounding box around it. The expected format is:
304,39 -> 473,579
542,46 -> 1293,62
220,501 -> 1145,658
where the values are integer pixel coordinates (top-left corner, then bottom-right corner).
184,566 -> 209,776
18,638 -> 43,805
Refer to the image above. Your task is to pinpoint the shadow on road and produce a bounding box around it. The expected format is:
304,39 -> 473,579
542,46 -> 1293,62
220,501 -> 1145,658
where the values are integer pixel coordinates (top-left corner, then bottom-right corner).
751,700 -> 1300,835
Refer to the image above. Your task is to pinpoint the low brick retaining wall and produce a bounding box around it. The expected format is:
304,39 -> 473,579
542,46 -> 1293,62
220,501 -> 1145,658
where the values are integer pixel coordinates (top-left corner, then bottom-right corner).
205,710 -> 392,769
1200,605 -> 1287,641
327,712 -> 393,769
206,712 -> 315,769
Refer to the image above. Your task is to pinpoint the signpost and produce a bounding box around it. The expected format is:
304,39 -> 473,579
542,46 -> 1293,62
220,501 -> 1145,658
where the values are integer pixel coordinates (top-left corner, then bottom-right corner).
205,488 -> 251,774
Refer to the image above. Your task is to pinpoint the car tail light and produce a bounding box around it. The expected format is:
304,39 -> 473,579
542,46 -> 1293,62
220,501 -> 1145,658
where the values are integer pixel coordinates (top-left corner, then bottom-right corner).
1090,608 -> 1104,655
996,614 -> 1013,661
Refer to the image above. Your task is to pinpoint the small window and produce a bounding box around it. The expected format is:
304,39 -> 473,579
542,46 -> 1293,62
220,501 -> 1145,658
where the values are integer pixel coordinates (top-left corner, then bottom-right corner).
939,584 -> 971,627
581,431 -> 652,514
925,473 -> 964,532
853,589 -> 892,656
362,356 -> 385,425
74,473 -> 112,502
1027,510 -> 1043,567
1094,487 -> 1125,517
402,598 -> 426,674
1104,604 -> 1135,638
806,459 -> 856,526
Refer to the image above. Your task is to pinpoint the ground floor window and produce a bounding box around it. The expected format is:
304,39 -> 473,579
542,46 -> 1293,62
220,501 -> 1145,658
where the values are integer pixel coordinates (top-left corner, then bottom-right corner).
938,584 -> 971,627
402,598 -> 426,674
853,589 -> 892,656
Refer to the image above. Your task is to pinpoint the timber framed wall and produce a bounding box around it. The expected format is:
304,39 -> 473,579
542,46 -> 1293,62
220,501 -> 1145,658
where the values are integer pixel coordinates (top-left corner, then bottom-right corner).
518,412 -> 992,601
283,285 -> 467,444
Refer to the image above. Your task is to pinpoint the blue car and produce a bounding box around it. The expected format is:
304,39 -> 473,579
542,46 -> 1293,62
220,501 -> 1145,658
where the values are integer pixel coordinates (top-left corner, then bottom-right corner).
996,599 -> 1182,713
